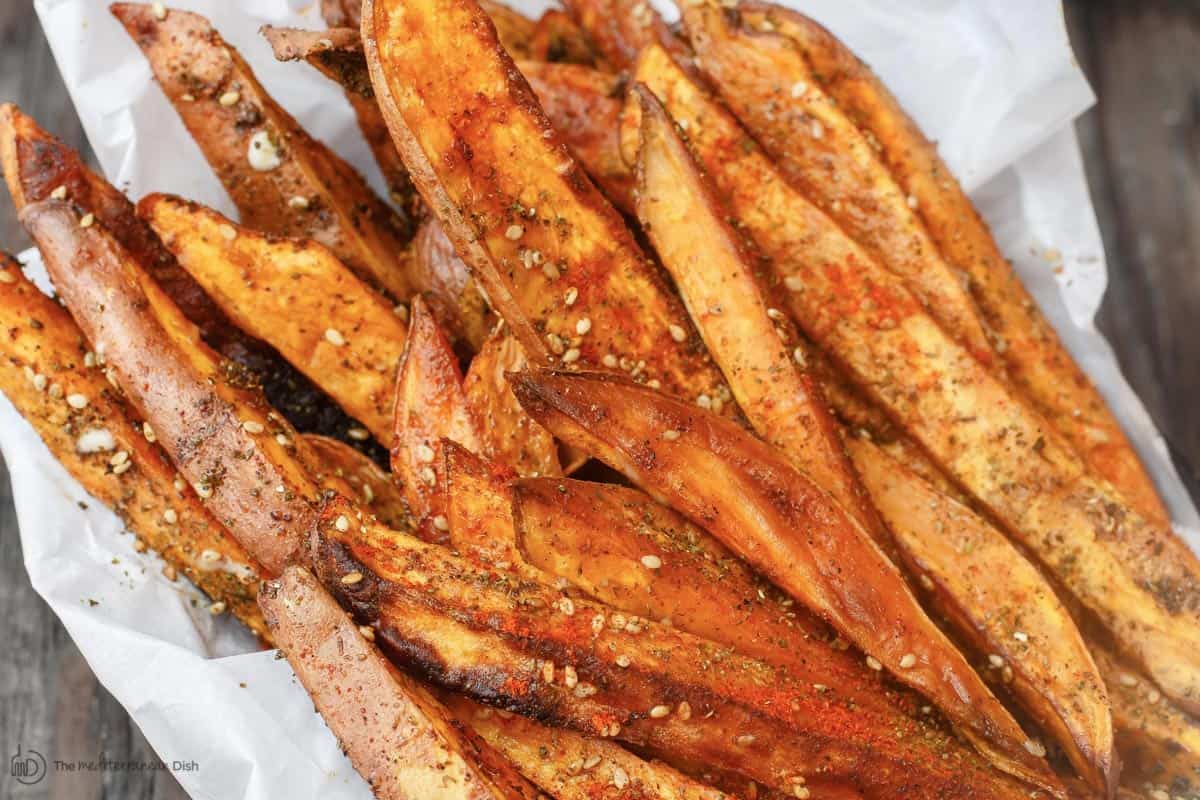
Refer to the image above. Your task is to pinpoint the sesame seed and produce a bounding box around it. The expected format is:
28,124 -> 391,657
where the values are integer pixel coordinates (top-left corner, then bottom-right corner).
668,324 -> 687,342
219,223 -> 237,241
200,549 -> 221,563
163,508 -> 177,524
393,304 -> 409,321
174,478 -> 186,492
110,450 -> 129,466
208,601 -> 227,615
335,515 -> 350,532
195,483 -> 213,498
433,515 -> 449,531
79,213 -> 95,229
865,656 -> 883,671
919,574 -> 935,590
735,734 -> 756,747
640,554 -> 662,570
275,434 -> 291,446
1118,673 -> 1138,687
1023,739 -> 1046,758
420,467 -> 436,485
84,352 -> 96,368
792,788 -> 810,799
583,755 -> 601,770
32,373 -> 47,392
602,354 -> 619,368
563,665 -> 578,689
288,195 -> 310,210
1149,791 -> 1169,800
247,130 -> 283,171
696,394 -> 713,410
347,427 -> 370,441
790,81 -> 808,98
562,348 -> 581,364
181,93 -> 195,102
792,347 -> 806,366
133,538 -> 148,553
542,262 -> 560,280
162,564 -> 178,581
542,661 -> 555,682
576,317 -> 592,335
555,597 -> 575,616
564,287 -> 579,306
0,270 -> 14,285
988,654 -> 1005,668
152,2 -> 166,19
661,429 -> 680,441
676,701 -> 692,720
591,613 -> 606,633
324,328 -> 346,346
359,625 -> 375,641
906,194 -> 919,210
219,91 -> 241,107
766,308 -> 784,320
810,120 -> 824,139
242,420 -> 264,434
50,185 -> 68,200
611,766 -> 629,790
1147,689 -> 1161,703
505,224 -> 525,240
275,484 -> 286,493
416,443 -> 436,463
142,422 -> 156,442
1013,631 -> 1029,643
66,393 -> 88,409
615,654 -> 631,668
341,572 -> 364,585
610,613 -> 627,631
899,653 -> 917,669
649,704 -> 671,719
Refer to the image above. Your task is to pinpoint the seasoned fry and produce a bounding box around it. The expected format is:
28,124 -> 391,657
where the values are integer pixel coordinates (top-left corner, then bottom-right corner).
302,434 -> 408,530
745,4 -> 1166,525
560,0 -> 688,70
847,436 -> 1115,795
630,41 -> 1200,719
22,199 -> 327,574
363,0 -> 729,407
261,566 -> 540,800
0,253 -> 268,637
110,3 -> 415,299
314,496 -> 1035,800
678,3 -> 994,365
463,330 -> 561,478
529,10 -> 600,66
442,441 -> 523,570
142,193 -> 406,445
630,84 -> 884,542
520,61 -> 634,213
391,297 -> 480,536
509,370 -> 1059,792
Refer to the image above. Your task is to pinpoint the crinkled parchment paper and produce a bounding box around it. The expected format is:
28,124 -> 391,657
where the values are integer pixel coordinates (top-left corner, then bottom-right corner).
4,1 -> 1194,797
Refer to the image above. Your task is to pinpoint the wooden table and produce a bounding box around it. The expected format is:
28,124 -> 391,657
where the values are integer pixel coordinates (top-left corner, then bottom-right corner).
1,1 -> 1197,798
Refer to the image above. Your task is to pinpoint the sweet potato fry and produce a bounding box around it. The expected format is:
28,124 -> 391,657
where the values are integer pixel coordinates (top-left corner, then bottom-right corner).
110,3 -> 415,300
141,193 -> 406,445
560,0 -> 688,70
743,4 -> 1166,525
509,369 -> 1059,792
302,434 -> 408,530
519,61 -> 634,213
847,436 -> 1115,794
410,217 -> 496,350
391,297 -> 481,536
363,0 -> 728,408
313,496 -> 1034,800
261,566 -> 540,800
528,10 -> 600,66
677,3 -> 994,366
21,199 -> 329,574
0,253 -> 268,637
464,330 -> 561,478
630,42 -> 1200,720
629,84 -> 884,542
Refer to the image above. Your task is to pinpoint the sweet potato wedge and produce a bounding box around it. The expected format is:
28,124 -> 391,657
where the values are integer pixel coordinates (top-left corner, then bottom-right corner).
748,4 -> 1166,525
0,253 -> 268,636
519,61 -> 634,214
629,84 -> 884,543
528,10 -> 600,66
21,199 -> 328,574
847,436 -> 1115,794
363,0 -> 729,408
313,496 -> 1034,800
261,566 -> 540,800
391,297 -> 481,536
630,42 -> 1200,719
141,193 -> 407,445
677,3 -> 994,366
110,3 -> 415,300
463,330 -> 561,478
560,0 -> 688,70
302,434 -> 408,530
509,369 -> 1058,792
442,441 -> 522,569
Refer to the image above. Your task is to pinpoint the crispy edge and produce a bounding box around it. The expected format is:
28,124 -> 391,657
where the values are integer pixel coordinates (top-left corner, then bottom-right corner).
0,253 -> 268,637
302,433 -> 408,530
142,193 -> 406,445
110,3 -> 415,299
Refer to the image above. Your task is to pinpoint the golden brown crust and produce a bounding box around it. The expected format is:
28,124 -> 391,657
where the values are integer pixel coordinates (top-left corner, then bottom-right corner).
261,566 -> 540,800
442,440 -> 524,571
746,3 -> 1166,524
463,330 -> 561,478
22,199 -> 321,574
363,0 -> 729,408
508,369 -> 1059,793
0,253 -> 268,637
849,437 -> 1116,795
313,495 -> 1034,800
110,3 -> 415,299
559,0 -> 688,70
630,39 -> 1200,723
142,193 -> 407,445
678,3 -> 994,367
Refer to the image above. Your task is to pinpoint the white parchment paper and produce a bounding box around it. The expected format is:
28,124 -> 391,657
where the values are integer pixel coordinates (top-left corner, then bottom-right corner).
5,1 -> 1196,798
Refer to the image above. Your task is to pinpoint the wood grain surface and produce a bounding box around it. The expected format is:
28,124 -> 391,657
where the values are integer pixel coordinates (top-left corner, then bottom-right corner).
0,1 -> 1196,799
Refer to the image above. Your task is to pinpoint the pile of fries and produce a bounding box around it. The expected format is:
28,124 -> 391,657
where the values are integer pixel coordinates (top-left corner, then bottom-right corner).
2,1 -> 1198,798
